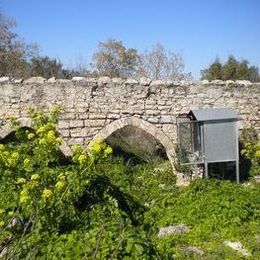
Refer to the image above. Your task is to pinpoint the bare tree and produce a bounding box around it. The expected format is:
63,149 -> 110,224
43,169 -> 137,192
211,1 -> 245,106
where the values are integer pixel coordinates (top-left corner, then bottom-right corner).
0,11 -> 38,78
91,39 -> 140,78
138,43 -> 191,81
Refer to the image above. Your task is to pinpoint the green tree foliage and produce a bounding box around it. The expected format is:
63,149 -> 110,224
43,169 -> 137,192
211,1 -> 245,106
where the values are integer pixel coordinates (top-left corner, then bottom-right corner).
0,108 -> 155,259
91,39 -> 140,78
0,11 -> 71,79
241,127 -> 260,176
30,56 -> 70,79
201,56 -> 260,82
0,12 -> 37,78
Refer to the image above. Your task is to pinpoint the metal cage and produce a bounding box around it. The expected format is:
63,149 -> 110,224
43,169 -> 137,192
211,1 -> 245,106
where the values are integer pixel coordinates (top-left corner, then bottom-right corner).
177,108 -> 240,183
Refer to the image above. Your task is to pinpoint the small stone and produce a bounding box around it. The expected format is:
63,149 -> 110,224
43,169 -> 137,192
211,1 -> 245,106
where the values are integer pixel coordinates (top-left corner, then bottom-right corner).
235,80 -> 252,86
183,246 -> 204,255
0,77 -> 9,83
157,224 -> 189,237
47,77 -> 56,83
13,78 -> 23,83
210,79 -> 224,84
7,217 -> 19,228
72,76 -> 87,82
224,241 -> 251,256
85,77 -> 97,83
56,79 -> 71,83
140,77 -> 151,86
201,79 -> 209,85
125,78 -> 139,85
24,76 -> 46,84
150,80 -> 168,86
98,76 -> 111,84
112,77 -> 124,84
254,175 -> 260,183
0,246 -> 8,258
225,80 -> 235,84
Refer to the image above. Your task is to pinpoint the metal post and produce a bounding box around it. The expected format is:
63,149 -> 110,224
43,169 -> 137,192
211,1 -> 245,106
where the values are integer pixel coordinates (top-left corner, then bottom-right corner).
235,121 -> 240,184
205,161 -> 209,179
236,160 -> 239,183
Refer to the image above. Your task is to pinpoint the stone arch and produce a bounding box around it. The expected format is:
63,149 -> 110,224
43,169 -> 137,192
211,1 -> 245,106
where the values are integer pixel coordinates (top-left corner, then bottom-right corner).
0,118 -> 72,157
93,117 -> 187,185
93,117 -> 176,166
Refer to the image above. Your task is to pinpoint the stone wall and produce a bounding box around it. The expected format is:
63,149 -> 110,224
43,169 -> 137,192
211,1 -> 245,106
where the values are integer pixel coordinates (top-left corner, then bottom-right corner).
0,76 -> 259,160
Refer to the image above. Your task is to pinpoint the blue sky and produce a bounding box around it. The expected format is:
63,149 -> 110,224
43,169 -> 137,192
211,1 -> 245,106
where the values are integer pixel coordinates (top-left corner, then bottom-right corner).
1,0 -> 260,79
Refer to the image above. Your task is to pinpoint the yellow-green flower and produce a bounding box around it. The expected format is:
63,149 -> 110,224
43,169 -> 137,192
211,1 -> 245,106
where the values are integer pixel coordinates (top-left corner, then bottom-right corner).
20,189 -> 29,204
78,154 -> 87,165
24,158 -> 31,168
47,130 -> 55,140
17,178 -> 26,184
56,137 -> 62,144
11,152 -> 19,160
55,181 -> 65,191
58,173 -> 66,180
0,144 -> 5,151
104,146 -> 113,156
8,211 -> 14,217
42,189 -> 53,199
89,138 -> 104,154
31,173 -> 40,181
27,133 -> 35,140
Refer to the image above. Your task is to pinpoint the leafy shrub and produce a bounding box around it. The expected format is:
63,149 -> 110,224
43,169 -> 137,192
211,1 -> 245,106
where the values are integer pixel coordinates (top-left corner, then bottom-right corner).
0,107 -> 155,259
0,107 -> 259,259
240,127 -> 260,177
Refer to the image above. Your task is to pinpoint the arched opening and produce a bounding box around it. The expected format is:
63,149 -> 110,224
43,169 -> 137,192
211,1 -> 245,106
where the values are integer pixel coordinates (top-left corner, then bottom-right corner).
0,126 -> 34,144
0,119 -> 72,157
92,117 -> 176,166
106,125 -> 168,163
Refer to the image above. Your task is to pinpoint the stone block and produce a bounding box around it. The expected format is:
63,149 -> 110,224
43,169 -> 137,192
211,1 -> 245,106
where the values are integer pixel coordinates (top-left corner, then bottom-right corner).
24,77 -> 46,84
125,78 -> 139,85
69,120 -> 84,128
68,138 -> 84,145
146,109 -> 160,115
70,128 -> 88,138
160,116 -> 173,124
107,113 -> 121,119
85,120 -> 106,127
89,114 -> 107,119
147,117 -> 159,123
58,120 -> 70,129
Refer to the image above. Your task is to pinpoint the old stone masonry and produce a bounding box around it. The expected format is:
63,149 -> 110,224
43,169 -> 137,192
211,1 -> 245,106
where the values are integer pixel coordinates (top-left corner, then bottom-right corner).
0,76 -> 260,174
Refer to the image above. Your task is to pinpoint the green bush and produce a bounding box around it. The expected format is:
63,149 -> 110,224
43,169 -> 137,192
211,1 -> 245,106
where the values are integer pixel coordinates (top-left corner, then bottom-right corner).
240,127 -> 260,177
0,107 -> 259,259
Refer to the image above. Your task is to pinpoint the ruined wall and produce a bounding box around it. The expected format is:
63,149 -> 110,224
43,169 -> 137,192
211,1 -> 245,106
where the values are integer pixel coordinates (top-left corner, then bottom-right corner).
0,76 -> 259,151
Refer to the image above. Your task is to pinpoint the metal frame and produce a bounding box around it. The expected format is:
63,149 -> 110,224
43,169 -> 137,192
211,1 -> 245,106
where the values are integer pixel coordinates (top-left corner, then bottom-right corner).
176,118 -> 204,166
177,111 -> 240,183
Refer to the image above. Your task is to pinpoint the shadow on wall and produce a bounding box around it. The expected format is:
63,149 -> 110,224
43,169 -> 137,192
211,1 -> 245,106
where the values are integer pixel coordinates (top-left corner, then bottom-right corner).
105,125 -> 168,163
